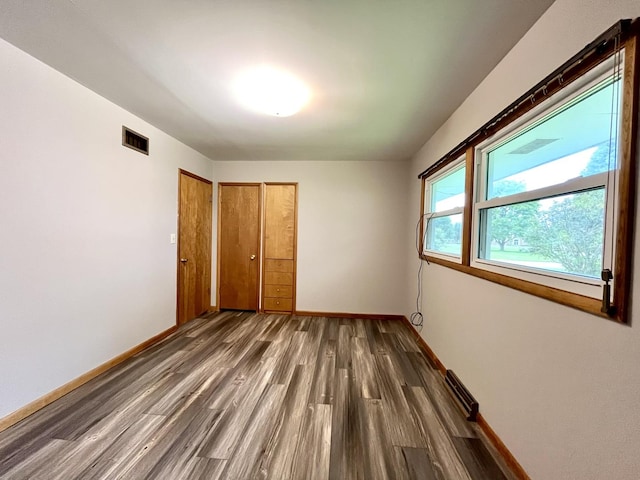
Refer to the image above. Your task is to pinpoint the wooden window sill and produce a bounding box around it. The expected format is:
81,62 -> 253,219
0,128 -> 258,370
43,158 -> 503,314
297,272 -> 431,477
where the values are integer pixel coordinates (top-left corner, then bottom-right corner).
419,254 -> 621,323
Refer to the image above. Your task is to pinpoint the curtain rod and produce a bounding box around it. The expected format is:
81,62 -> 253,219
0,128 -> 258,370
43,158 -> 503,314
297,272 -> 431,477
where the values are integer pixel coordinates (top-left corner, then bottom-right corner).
418,18 -> 634,180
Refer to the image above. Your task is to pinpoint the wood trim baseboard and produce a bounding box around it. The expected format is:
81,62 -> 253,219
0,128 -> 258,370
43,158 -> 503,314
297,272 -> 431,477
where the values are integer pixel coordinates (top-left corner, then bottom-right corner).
400,317 -> 446,375
400,316 -> 530,480
208,305 -> 218,313
0,324 -> 178,434
476,413 -> 530,480
295,310 -> 405,321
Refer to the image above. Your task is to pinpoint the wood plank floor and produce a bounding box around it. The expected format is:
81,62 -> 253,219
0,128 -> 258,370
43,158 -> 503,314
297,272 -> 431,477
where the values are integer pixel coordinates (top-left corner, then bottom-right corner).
0,312 -> 517,480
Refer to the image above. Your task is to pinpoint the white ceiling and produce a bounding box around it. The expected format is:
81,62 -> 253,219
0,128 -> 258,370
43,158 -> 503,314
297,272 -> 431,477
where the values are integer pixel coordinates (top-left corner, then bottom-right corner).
0,0 -> 554,162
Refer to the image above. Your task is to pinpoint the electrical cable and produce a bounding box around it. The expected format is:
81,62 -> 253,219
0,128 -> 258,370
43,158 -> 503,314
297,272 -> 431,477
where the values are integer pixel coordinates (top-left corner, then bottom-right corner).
410,213 -> 433,330
410,259 -> 425,330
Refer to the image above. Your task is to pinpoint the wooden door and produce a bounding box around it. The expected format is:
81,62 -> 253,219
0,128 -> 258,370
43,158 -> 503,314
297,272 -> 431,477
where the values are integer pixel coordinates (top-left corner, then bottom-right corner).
218,183 -> 261,311
177,170 -> 212,326
262,183 -> 297,313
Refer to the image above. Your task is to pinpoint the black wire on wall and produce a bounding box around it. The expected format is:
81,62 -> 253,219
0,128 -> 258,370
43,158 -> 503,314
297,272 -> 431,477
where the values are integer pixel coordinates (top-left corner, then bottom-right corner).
410,214 -> 432,330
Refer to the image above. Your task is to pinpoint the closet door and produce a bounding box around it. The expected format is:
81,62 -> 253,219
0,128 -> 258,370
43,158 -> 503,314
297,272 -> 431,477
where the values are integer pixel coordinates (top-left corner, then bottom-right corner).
262,183 -> 297,313
218,183 -> 262,311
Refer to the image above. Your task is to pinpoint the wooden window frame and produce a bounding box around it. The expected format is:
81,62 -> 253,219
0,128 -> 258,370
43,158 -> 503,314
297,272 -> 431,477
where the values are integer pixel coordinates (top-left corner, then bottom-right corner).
418,19 -> 640,324
422,157 -> 466,262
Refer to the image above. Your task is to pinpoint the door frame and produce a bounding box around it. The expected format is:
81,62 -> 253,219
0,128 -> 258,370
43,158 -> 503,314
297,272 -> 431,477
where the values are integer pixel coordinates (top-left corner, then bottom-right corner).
216,182 -> 263,312
176,168 -> 213,326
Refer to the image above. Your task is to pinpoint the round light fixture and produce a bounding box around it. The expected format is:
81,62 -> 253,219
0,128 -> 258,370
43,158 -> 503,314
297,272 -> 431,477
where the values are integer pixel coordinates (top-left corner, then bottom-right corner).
234,66 -> 310,117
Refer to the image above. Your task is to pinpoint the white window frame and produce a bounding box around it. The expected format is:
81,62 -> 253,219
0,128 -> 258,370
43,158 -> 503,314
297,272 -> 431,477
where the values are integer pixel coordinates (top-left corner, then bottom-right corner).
423,157 -> 466,263
470,56 -> 622,298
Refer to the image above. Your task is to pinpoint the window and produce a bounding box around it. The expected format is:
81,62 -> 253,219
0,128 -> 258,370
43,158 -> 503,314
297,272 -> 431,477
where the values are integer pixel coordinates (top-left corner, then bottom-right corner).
423,159 -> 465,260
473,64 -> 620,297
418,19 -> 639,323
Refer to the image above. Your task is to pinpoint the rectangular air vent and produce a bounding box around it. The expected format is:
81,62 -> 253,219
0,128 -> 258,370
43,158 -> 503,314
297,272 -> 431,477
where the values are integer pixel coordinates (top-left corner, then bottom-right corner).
445,369 -> 479,421
122,126 -> 149,155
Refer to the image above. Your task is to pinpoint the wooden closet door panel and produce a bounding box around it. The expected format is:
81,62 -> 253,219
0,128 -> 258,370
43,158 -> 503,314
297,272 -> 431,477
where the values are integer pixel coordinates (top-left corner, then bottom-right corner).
264,184 -> 296,259
264,285 -> 293,298
264,297 -> 293,312
264,259 -> 294,272
262,183 -> 297,314
218,184 -> 261,311
264,271 -> 293,285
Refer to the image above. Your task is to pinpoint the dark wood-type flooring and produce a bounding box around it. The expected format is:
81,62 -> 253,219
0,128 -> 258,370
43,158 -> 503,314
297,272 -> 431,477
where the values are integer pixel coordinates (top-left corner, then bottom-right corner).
0,312 -> 516,479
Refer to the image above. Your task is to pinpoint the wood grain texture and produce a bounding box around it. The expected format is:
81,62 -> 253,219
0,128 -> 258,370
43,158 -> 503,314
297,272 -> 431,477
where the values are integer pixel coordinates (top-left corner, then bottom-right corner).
401,317 -> 446,375
407,352 -> 476,439
402,316 -> 528,479
350,336 -> 380,399
0,312 -> 518,480
264,259 -> 294,272
290,404 -> 332,480
452,436 -> 509,480
477,414 -> 530,480
420,254 -> 606,319
264,184 -> 296,259
264,297 -> 293,312
295,310 -> 405,321
461,147 -> 475,266
0,325 -> 177,434
264,284 -> 293,298
218,183 -> 261,311
397,446 -> 439,480
264,271 -> 294,285
336,324 -> 353,369
612,33 -> 640,324
382,333 -> 423,387
375,355 -> 425,448
360,398 -> 408,480
256,364 -> 314,479
329,368 -> 365,479
177,170 -> 212,325
262,185 -> 298,314
308,333 -> 336,405
220,384 -> 287,480
404,386 -> 472,480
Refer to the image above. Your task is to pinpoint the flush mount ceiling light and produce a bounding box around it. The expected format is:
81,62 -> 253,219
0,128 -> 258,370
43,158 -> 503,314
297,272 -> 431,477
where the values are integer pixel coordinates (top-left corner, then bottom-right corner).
234,66 -> 311,117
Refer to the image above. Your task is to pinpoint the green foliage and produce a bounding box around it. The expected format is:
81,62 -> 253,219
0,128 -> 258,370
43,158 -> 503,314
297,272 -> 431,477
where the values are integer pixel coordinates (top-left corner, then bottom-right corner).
469,144 -> 611,274
527,190 -> 604,277
429,216 -> 461,250
523,148 -> 609,277
487,181 -> 537,251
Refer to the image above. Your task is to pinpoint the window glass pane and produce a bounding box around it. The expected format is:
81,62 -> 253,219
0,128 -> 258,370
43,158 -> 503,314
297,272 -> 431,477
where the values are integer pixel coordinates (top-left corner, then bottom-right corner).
430,165 -> 466,212
425,214 -> 463,256
486,78 -> 620,200
479,188 -> 605,278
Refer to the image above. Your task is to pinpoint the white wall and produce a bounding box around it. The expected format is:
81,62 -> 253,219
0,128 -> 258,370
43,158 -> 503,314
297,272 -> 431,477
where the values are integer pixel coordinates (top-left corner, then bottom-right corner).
406,1 -> 640,479
213,160 -> 408,315
0,38 -> 213,419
